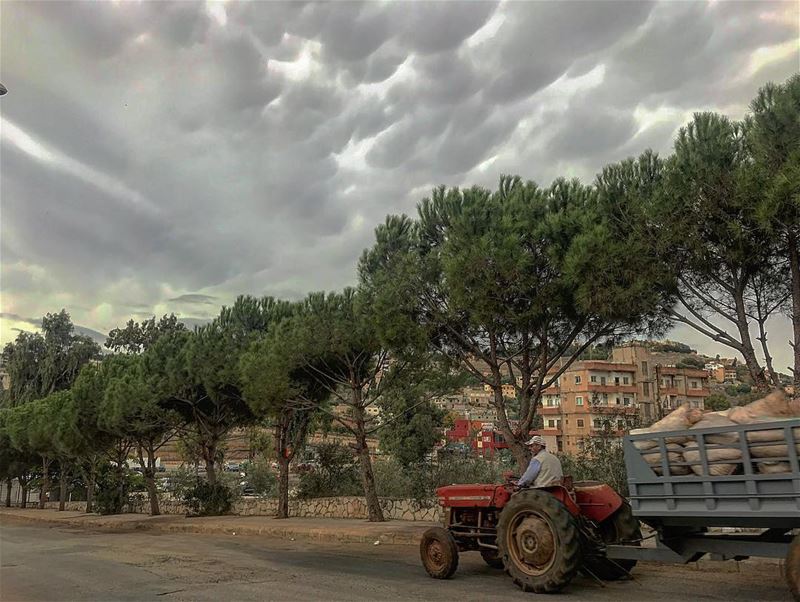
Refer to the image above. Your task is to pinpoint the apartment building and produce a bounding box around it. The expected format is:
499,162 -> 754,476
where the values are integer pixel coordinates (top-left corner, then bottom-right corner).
611,343 -> 709,420
539,361 -> 640,454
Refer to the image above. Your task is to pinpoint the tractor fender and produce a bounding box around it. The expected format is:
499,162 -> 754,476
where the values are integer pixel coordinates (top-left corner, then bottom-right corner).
537,485 -> 582,517
573,482 -> 624,523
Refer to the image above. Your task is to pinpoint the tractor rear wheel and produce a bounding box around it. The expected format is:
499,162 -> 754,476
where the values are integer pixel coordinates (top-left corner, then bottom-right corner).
497,489 -> 582,593
480,548 -> 504,569
787,534 -> 800,601
583,502 -> 642,581
420,527 -> 459,579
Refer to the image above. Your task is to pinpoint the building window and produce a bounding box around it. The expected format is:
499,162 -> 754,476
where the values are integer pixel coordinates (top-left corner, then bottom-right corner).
577,419 -> 585,428
557,439 -> 563,452
641,361 -> 648,375
593,418 -> 603,429
600,376 -> 606,385
615,397 -> 621,405
548,419 -> 556,428
643,382 -> 650,395
574,375 -> 581,384
623,397 -> 631,406
623,376 -> 630,385
614,377 -> 620,385
690,380 -> 698,389
576,396 -> 583,406
590,375 -> 597,383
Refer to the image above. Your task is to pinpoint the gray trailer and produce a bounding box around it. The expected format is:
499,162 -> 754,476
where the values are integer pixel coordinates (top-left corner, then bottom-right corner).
609,418 -> 799,599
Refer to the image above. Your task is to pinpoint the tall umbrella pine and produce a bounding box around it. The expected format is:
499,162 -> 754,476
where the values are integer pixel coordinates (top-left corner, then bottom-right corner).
102,358 -> 181,516
654,113 -> 780,390
158,297 -> 291,488
361,177 -> 674,472
748,74 -> 800,391
72,356 -> 138,513
240,317 -> 329,519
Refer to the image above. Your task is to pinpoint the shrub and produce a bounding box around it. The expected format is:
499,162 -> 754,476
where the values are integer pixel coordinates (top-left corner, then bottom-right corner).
242,459 -> 278,496
182,479 -> 235,516
94,463 -> 136,515
296,443 -> 361,499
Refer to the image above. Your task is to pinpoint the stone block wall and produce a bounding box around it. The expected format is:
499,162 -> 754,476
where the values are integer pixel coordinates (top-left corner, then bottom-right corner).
124,495 -> 441,521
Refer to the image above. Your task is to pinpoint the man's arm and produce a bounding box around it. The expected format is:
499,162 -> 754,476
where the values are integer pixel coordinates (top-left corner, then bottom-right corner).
517,459 -> 541,487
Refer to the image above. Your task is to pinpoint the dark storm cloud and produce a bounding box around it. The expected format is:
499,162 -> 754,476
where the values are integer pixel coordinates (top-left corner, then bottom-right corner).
1,0 -> 797,365
168,294 -> 218,305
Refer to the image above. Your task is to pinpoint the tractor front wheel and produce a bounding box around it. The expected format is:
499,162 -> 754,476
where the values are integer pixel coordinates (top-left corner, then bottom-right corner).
420,527 -> 459,579
497,489 -> 582,593
583,502 -> 642,581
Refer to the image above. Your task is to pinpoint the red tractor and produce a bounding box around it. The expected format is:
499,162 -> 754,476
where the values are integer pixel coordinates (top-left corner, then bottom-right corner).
420,477 -> 641,593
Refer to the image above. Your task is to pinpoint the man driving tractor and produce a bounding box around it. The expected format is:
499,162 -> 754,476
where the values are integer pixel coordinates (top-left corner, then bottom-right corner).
516,435 -> 563,488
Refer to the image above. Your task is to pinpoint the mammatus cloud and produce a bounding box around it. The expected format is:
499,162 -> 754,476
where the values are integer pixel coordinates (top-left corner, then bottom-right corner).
1,1 -> 797,371
168,294 -> 218,305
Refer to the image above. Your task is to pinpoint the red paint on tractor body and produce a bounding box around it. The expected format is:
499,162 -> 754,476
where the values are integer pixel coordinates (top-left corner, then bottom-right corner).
436,480 -> 622,522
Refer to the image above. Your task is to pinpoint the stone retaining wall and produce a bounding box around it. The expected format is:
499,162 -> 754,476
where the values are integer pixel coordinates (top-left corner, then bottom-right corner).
124,496 -> 441,521
13,496 -> 441,521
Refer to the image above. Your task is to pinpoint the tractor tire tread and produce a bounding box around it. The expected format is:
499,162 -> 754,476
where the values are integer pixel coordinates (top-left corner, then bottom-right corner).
420,527 -> 459,580
497,489 -> 581,594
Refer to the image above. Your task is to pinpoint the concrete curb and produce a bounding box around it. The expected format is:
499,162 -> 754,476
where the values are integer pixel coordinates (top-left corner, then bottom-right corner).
0,508 -> 434,546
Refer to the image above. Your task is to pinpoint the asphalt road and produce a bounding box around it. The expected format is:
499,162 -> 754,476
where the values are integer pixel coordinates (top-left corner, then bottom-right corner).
0,520 -> 791,601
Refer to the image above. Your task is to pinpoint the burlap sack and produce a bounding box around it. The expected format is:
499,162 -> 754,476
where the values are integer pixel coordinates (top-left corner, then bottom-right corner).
757,461 -> 791,474
728,390 -> 798,424
640,443 -> 691,475
689,412 -> 739,445
630,405 -> 705,447
682,444 -> 741,476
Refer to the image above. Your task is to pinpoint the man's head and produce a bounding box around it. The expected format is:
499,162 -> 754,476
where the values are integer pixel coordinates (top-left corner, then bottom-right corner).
525,435 -> 546,455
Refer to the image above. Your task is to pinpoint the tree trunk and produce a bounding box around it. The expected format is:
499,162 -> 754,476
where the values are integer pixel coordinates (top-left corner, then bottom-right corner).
140,444 -> 160,516
5,478 -> 12,507
353,406 -> 384,522
276,455 -> 290,519
733,286 -> 769,391
492,385 -> 529,472
789,231 -> 800,396
86,465 -> 95,513
39,456 -> 52,509
58,461 -> 68,511
20,480 -> 28,508
204,457 -> 217,487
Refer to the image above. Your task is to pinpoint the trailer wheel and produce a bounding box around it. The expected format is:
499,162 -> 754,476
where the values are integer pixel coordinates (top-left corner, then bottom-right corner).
497,489 -> 582,593
420,527 -> 459,579
788,534 -> 800,601
480,548 -> 504,569
583,502 -> 642,581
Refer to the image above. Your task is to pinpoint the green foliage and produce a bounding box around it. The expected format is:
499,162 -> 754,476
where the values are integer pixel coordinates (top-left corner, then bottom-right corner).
182,478 -> 236,516
242,459 -> 278,496
94,463 -> 135,515
1,310 -> 101,407
105,314 -> 187,354
704,394 -> 731,411
296,443 -> 361,499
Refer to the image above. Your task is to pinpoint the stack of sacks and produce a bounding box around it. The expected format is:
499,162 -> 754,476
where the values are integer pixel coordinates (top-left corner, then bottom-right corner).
684,411 -> 742,476
726,391 -> 800,474
631,390 -> 800,477
630,405 -> 704,475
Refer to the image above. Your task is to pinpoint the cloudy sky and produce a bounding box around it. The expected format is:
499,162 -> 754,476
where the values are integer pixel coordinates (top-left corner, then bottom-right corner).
1,1 -> 798,369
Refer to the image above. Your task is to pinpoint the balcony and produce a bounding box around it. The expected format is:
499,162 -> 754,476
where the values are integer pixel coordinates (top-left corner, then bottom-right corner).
587,384 -> 638,394
539,406 -> 562,415
686,388 -> 711,397
542,427 -> 562,436
590,405 -> 638,415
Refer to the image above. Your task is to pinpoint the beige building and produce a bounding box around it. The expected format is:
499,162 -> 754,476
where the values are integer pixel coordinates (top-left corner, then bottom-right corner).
611,343 -> 709,421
